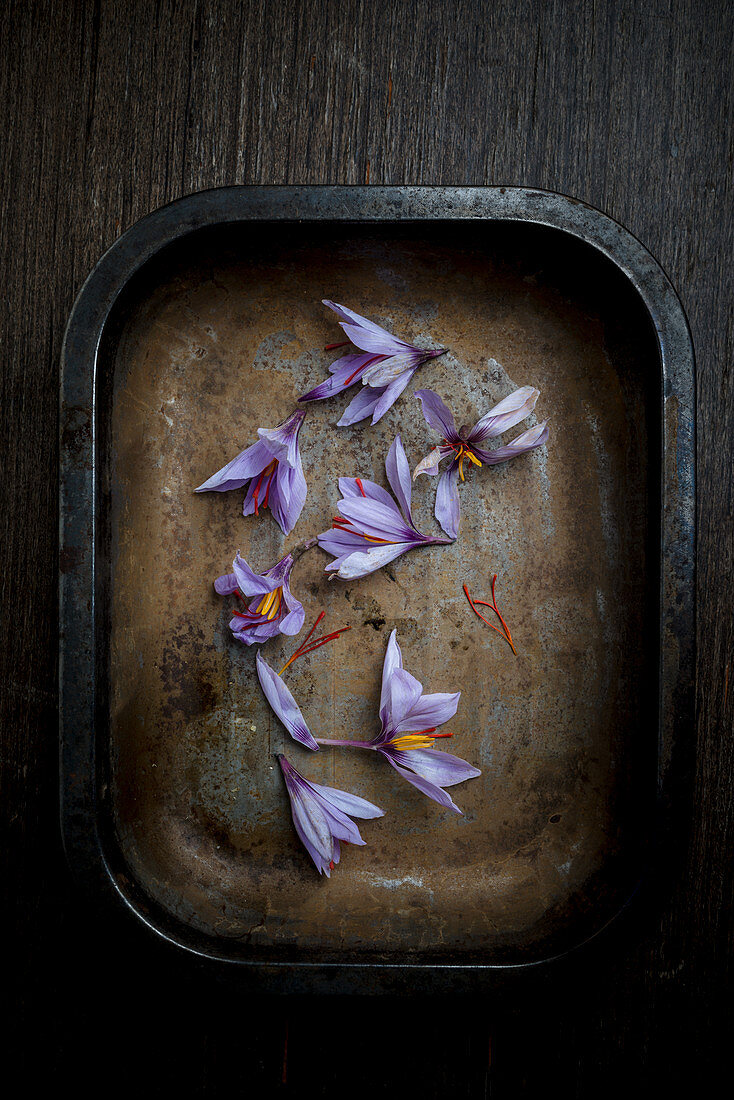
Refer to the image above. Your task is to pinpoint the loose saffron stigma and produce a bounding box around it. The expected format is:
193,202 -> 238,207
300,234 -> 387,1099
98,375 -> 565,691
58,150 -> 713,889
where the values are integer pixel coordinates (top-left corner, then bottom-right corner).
279,612 -> 351,675
464,576 -> 517,655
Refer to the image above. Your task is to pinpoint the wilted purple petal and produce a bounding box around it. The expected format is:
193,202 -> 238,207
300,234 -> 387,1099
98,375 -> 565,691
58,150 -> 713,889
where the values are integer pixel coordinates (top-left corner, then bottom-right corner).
323,541 -> 417,580
258,408 -> 306,466
384,435 -> 413,521
380,629 -> 404,716
414,389 -> 458,439
300,353 -> 376,402
256,652 -> 319,751
307,781 -> 386,820
271,456 -> 307,536
338,476 -> 396,510
231,553 -> 277,596
434,462 -> 460,539
337,386 -> 383,427
195,438 -> 274,494
470,386 -> 540,442
413,446 -> 450,479
322,300 -> 397,340
369,370 -> 415,424
383,755 -> 463,814
214,572 -> 239,596
472,420 -> 550,465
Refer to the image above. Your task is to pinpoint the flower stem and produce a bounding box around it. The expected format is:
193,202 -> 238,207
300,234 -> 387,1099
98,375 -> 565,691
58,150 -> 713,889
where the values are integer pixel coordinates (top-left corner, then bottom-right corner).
315,738 -> 373,748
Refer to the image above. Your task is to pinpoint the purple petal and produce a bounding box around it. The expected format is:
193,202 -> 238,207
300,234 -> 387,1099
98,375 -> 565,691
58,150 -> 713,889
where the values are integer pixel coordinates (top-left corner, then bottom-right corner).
338,477 -> 396,510
379,629 -> 404,716
257,409 -> 305,468
396,691 -> 461,732
337,496 -> 415,542
256,652 -> 319,751
473,420 -> 549,465
394,747 -> 480,787
232,553 -> 277,597
435,462 -> 460,539
470,387 -> 540,442
299,353 -> 375,402
384,435 -> 413,521
195,438 -> 272,493
385,667 -> 424,726
214,571 -> 239,595
322,300 -> 399,341
338,323 -> 404,356
325,541 -> 414,579
383,754 -> 463,814
370,371 -> 414,424
413,446 -> 451,479
270,456 -> 307,535
414,388 -> 458,439
307,782 -> 385,820
231,617 -> 282,645
337,386 -> 383,427
363,351 -> 421,387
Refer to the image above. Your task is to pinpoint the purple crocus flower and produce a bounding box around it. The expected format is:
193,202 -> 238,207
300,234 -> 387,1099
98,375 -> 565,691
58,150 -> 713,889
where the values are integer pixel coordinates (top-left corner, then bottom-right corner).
256,650 -> 319,751
317,630 -> 481,814
277,754 -> 384,877
195,409 -> 307,535
299,301 -> 445,426
214,551 -> 304,646
317,435 -> 452,580
413,387 -> 549,539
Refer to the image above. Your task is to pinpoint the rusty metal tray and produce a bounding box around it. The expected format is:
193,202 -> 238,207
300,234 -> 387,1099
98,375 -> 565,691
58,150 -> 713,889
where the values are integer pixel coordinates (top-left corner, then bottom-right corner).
60,186 -> 694,991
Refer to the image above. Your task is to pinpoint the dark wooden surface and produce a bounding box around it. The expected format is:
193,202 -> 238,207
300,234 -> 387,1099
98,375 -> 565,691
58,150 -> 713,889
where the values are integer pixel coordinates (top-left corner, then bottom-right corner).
2,0 -> 732,1093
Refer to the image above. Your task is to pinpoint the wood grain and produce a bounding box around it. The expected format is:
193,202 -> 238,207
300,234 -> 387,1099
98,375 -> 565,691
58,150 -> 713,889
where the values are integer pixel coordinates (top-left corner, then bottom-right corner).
2,0 -> 731,1093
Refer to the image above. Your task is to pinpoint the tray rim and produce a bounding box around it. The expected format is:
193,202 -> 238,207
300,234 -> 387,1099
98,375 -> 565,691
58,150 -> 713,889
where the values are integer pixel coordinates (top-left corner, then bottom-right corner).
59,184 -> 695,990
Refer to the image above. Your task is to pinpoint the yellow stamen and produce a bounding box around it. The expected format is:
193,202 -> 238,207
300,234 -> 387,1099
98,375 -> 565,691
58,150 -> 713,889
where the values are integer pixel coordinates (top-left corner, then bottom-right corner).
456,444 -> 482,482
387,733 -> 439,751
256,587 -> 282,619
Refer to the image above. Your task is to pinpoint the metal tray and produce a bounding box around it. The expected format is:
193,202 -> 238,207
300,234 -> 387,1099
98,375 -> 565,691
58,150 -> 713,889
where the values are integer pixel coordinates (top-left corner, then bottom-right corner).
60,186 -> 694,991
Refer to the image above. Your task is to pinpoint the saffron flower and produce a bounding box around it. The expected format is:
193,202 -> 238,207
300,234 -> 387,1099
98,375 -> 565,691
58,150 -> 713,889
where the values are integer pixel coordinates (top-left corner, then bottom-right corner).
214,551 -> 304,646
413,388 -> 549,539
195,409 -> 307,535
317,630 -> 481,814
299,301 -> 445,426
317,435 -> 452,580
277,754 -> 384,877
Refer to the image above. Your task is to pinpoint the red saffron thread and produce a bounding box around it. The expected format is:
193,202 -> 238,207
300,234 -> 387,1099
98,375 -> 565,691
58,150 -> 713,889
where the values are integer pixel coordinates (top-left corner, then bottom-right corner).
355,478 -> 366,497
279,613 -> 351,675
463,580 -> 517,655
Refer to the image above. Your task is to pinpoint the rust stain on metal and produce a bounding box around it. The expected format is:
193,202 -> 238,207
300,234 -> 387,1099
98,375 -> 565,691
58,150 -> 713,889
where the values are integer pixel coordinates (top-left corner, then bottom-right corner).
109,225 -> 652,959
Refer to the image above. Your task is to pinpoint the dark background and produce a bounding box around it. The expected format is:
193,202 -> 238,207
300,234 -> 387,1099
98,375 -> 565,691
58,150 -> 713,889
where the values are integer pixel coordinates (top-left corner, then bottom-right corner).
2,0 -> 732,1094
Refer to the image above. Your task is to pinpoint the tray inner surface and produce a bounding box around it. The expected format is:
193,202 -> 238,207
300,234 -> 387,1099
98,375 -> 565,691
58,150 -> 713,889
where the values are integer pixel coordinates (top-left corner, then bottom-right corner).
105,223 -> 658,963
